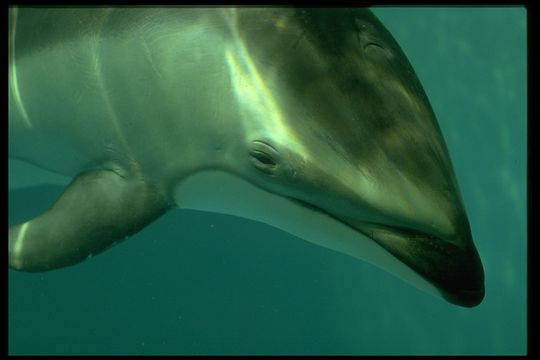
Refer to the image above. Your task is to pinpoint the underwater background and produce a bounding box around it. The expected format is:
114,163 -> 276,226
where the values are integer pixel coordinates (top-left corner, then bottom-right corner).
8,7 -> 527,355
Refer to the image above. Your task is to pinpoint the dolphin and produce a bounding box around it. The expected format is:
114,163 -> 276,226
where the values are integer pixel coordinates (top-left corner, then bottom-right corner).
8,7 -> 484,307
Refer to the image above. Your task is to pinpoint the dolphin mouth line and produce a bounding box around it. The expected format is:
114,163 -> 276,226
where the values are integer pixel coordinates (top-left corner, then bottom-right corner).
292,196 -> 445,248
351,221 -> 485,307
357,222 -> 443,244
290,197 -> 484,307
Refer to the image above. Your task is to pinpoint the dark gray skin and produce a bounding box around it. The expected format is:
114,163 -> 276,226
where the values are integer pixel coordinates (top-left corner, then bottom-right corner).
8,8 -> 484,307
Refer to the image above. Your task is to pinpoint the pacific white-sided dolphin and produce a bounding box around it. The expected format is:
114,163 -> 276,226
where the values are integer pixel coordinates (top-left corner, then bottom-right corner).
8,7 -> 484,307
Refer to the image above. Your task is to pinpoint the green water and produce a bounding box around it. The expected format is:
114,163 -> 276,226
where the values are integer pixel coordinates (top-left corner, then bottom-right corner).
8,7 -> 527,355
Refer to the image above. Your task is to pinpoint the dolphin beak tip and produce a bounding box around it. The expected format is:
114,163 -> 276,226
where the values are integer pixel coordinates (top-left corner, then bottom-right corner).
440,242 -> 485,308
443,282 -> 485,308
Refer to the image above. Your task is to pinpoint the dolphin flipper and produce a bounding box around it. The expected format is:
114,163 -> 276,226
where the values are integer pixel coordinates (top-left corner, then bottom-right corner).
9,168 -> 171,271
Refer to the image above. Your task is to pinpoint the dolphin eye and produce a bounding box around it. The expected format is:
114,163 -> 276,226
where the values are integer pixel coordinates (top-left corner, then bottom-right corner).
252,151 -> 276,166
249,140 -> 279,175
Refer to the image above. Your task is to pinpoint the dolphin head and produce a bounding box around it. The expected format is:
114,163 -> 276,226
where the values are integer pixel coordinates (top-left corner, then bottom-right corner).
221,8 -> 484,307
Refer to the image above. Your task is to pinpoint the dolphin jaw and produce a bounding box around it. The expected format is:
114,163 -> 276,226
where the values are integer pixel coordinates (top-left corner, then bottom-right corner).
352,221 -> 485,307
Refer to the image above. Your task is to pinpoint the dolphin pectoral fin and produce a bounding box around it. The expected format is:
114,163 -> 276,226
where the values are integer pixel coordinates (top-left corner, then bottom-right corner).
8,169 -> 171,272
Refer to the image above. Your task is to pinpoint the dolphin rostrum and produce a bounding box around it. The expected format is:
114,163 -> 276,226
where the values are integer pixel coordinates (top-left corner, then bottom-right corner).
8,7 -> 484,307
